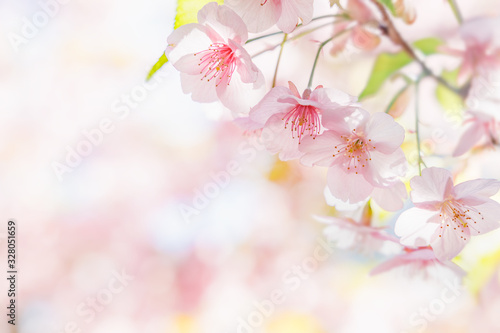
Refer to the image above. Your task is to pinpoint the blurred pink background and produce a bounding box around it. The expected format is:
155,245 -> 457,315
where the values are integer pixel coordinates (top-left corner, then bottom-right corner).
1,0 -> 500,332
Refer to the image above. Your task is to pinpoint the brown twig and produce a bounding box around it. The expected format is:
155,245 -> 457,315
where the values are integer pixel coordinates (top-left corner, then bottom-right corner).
370,0 -> 469,97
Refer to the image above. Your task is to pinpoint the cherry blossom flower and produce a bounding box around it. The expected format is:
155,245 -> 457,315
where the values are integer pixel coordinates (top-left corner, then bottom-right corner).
248,81 -> 358,160
165,3 -> 264,115
370,246 -> 466,278
453,111 -> 500,156
395,167 -> 500,261
442,18 -> 500,85
330,0 -> 381,55
315,203 -> 402,255
299,109 -> 408,211
225,0 -> 314,33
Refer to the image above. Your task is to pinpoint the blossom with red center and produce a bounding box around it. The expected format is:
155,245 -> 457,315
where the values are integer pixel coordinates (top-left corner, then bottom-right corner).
370,246 -> 466,278
299,109 -> 408,211
395,167 -> 500,261
165,3 -> 264,115
453,111 -> 500,156
225,0 -> 314,33
248,81 -> 358,160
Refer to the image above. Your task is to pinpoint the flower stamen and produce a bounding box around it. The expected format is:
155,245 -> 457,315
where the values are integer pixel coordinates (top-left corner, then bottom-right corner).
194,43 -> 236,87
282,105 -> 321,143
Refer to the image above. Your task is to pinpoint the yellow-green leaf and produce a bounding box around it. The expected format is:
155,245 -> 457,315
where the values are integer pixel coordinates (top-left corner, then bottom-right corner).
174,0 -> 224,29
413,37 -> 443,56
436,67 -> 465,114
359,52 -> 412,99
378,0 -> 396,15
359,37 -> 444,100
146,54 -> 168,81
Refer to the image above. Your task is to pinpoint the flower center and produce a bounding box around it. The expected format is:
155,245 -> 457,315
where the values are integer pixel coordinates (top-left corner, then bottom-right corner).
194,43 -> 236,87
437,200 -> 484,241
332,129 -> 375,174
282,105 -> 321,143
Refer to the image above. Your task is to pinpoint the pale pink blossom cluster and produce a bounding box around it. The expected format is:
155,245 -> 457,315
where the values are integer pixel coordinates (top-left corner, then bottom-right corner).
162,1 -> 500,280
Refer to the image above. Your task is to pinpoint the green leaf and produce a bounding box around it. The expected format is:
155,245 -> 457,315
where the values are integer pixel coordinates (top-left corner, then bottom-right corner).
359,52 -> 412,99
436,67 -> 465,114
378,0 -> 396,15
146,54 -> 168,81
413,37 -> 443,56
359,37 -> 444,100
174,0 -> 224,29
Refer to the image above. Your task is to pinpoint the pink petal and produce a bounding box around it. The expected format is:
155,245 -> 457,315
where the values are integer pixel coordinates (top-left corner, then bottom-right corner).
321,106 -> 358,133
166,24 -> 211,63
365,112 -> 405,154
466,199 -> 500,235
454,178 -> 500,200
410,167 -> 454,208
365,148 -> 407,187
179,72 -> 218,103
312,87 -> 358,106
249,86 -> 295,124
351,26 -> 380,51
371,180 -> 408,211
277,0 -> 314,33
299,130 -> 342,167
216,70 -> 266,116
288,81 -> 301,98
233,116 -> 264,131
197,3 -> 248,44
330,28 -> 350,55
430,222 -> 469,261
326,164 -> 374,204
395,208 -> 439,247
230,41 -> 264,85
452,122 -> 485,156
324,186 -> 367,210
370,248 -> 437,276
347,0 -> 374,23
323,107 -> 369,134
173,53 -> 205,75
370,255 -> 408,275
263,114 -> 304,161
277,95 -> 323,107
457,59 -> 474,86
224,0 -> 280,33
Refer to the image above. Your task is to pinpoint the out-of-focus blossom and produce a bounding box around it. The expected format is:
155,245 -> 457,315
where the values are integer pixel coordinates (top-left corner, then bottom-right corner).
453,111 -> 500,156
315,203 -> 402,255
225,0 -> 314,33
394,0 -> 416,24
442,18 -> 500,85
395,167 -> 500,261
370,246 -> 466,278
300,109 -> 408,211
165,3 -> 264,115
473,271 -> 500,331
248,81 -> 357,160
330,0 -> 381,55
